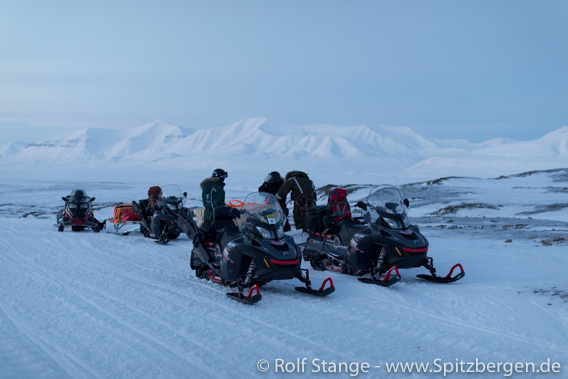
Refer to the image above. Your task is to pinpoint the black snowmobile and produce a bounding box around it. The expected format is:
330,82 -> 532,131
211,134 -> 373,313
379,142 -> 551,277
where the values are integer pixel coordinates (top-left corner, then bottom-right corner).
57,189 -> 105,232
132,184 -> 193,244
302,185 -> 465,287
179,192 -> 335,304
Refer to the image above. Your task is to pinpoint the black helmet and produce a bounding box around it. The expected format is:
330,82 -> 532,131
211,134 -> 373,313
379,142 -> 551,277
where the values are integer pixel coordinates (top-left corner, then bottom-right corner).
264,171 -> 281,184
212,168 -> 228,179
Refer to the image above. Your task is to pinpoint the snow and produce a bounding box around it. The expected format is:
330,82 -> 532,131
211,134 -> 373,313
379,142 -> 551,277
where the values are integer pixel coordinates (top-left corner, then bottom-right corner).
1,120 -> 568,378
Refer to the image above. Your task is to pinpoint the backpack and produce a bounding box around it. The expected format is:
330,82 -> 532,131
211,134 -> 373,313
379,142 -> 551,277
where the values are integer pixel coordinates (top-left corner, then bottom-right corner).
327,188 -> 351,222
147,186 -> 162,205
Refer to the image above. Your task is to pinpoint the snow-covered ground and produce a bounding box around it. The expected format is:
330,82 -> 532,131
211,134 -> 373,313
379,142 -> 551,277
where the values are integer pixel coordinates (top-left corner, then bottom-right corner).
1,165 -> 567,378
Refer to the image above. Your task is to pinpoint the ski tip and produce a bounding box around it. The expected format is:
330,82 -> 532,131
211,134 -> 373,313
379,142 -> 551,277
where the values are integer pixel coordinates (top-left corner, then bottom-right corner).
416,271 -> 465,283
294,286 -> 335,297
358,274 -> 400,287
226,292 -> 262,305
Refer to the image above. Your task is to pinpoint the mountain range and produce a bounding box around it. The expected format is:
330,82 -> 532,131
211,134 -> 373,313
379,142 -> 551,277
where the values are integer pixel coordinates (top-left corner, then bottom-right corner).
1,118 -> 567,180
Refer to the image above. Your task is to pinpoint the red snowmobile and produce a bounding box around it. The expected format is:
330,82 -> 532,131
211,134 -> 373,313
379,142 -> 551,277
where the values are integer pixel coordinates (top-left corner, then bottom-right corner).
57,189 -> 105,232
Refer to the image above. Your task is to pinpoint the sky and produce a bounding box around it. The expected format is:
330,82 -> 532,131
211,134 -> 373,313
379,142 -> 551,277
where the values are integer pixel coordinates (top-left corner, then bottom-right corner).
1,0 -> 567,144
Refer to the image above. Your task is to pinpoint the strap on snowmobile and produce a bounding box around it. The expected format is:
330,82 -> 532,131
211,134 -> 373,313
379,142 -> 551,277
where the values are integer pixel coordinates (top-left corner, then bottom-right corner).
227,199 -> 244,207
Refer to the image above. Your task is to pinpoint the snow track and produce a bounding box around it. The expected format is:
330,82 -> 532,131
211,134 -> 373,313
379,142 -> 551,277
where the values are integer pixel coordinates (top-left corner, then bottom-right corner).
1,212 -> 567,377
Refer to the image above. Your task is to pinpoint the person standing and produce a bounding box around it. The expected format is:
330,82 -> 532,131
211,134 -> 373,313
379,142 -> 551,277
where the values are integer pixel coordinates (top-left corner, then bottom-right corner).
276,170 -> 316,231
200,168 -> 228,222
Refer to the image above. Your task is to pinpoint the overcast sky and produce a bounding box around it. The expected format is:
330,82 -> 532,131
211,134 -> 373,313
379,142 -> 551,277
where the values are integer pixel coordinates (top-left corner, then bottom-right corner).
1,0 -> 567,144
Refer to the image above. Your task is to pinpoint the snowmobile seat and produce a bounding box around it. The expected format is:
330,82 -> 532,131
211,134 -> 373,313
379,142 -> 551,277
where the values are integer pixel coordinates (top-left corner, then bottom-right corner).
305,205 -> 329,234
334,218 -> 365,245
210,206 -> 241,246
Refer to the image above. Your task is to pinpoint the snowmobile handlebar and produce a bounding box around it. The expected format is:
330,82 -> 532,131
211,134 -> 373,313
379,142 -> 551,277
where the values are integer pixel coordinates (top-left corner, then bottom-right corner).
355,201 -> 367,210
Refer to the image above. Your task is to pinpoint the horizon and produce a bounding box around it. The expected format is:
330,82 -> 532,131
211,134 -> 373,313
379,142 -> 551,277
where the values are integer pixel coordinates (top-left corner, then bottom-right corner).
1,1 -> 567,144
1,117 -> 567,186
1,117 -> 566,147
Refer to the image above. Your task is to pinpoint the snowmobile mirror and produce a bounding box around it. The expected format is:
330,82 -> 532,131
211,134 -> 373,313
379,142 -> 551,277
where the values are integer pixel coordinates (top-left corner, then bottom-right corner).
62,196 -> 67,202
90,197 -> 96,202
404,199 -> 410,208
355,201 -> 367,210
183,192 -> 187,198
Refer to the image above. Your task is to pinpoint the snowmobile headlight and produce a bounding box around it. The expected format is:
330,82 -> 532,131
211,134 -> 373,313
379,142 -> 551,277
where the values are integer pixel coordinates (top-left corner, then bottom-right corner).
385,217 -> 399,229
276,224 -> 284,239
68,203 -> 77,208
167,203 -> 178,210
256,226 -> 273,239
80,203 -> 90,209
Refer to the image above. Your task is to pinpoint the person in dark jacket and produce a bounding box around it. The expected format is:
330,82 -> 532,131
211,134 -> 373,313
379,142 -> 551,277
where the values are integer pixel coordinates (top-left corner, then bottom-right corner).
259,171 -> 291,231
276,170 -> 316,231
258,171 -> 284,195
201,168 -> 228,222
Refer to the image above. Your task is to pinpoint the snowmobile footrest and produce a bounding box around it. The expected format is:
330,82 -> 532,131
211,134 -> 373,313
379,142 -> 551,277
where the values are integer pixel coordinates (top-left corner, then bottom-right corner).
417,263 -> 465,283
295,277 -> 335,297
358,266 -> 401,287
226,284 -> 262,305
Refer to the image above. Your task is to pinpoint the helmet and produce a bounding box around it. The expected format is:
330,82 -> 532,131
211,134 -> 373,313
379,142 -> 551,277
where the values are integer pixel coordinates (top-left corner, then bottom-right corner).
212,168 -> 228,179
264,171 -> 281,184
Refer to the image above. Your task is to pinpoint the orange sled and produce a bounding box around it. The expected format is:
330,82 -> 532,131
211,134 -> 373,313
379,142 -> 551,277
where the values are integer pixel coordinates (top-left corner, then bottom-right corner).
108,203 -> 141,235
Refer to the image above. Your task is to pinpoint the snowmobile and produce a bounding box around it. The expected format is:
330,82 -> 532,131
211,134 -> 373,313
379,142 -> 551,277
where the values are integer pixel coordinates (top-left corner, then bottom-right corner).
107,203 -> 142,235
132,184 -> 193,244
302,185 -> 465,287
179,192 -> 335,304
57,189 -> 105,232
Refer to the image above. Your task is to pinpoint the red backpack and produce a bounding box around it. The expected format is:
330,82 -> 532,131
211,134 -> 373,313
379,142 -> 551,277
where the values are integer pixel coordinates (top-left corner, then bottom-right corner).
147,186 -> 162,205
327,188 -> 351,222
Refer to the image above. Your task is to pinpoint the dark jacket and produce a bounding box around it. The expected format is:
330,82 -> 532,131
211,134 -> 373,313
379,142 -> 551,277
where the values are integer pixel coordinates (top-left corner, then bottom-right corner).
276,171 -> 316,207
201,177 -> 226,221
276,171 -> 316,231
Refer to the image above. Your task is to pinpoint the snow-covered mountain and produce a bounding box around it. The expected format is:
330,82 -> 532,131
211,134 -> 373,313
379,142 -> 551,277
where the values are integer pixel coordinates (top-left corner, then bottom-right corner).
1,118 -> 567,181
0,141 -> 26,158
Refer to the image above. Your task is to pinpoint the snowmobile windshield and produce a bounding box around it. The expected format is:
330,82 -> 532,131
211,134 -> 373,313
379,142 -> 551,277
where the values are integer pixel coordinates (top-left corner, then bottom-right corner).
366,185 -> 410,229
156,184 -> 186,211
239,192 -> 285,240
65,190 -> 92,218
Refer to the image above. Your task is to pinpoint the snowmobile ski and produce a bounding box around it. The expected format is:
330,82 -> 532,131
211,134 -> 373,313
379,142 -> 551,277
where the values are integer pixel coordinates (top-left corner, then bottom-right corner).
154,238 -> 170,245
295,277 -> 335,297
226,284 -> 262,305
358,266 -> 401,287
416,263 -> 465,283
